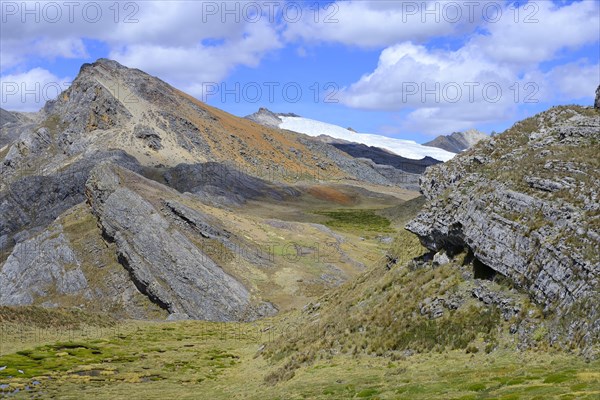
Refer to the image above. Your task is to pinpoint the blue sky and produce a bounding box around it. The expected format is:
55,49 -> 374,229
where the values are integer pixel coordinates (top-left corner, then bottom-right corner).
1,0 -> 598,142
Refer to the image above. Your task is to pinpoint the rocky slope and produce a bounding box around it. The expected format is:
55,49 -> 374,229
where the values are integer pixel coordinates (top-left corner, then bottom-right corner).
258,101 -> 600,377
0,60 -> 411,240
36,59 -> 343,173
0,108 -> 18,126
1,59 -> 400,186
84,162 -> 273,321
407,104 -> 600,346
1,59 -> 418,321
0,109 -> 41,149
423,129 -> 489,153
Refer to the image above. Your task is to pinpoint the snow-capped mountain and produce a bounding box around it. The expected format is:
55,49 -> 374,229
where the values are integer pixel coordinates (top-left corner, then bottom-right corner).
278,116 -> 456,162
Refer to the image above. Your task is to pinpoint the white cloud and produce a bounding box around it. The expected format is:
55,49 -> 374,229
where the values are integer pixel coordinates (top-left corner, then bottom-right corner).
470,0 -> 600,66
283,0 -> 485,48
545,61 -> 600,100
340,42 -> 517,109
1,1 -> 282,89
0,0 -> 598,133
109,20 -> 282,96
0,1 -> 281,78
0,68 -> 71,112
339,1 -> 600,134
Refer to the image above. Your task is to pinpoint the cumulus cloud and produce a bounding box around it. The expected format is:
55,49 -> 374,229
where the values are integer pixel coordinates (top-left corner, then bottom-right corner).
338,1 -> 600,134
0,68 -> 71,112
470,0 -> 600,66
545,61 -> 600,100
1,1 -> 282,92
110,20 -> 282,96
0,0 -> 598,134
283,0 -> 486,48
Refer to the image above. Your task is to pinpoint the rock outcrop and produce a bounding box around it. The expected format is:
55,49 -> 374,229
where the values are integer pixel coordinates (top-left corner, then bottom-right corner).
0,204 -> 167,319
407,105 -> 599,345
0,108 -> 18,127
0,109 -> 40,149
1,151 -> 141,261
245,107 -> 283,128
163,162 -> 301,206
0,227 -> 88,306
85,162 -> 274,321
424,129 -> 489,153
595,85 -> 600,110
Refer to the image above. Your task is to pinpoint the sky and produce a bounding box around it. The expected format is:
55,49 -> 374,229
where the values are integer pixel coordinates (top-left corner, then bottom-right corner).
1,0 -> 599,143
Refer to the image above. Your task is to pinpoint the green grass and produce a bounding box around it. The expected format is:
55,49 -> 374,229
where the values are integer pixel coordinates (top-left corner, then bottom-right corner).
0,319 -> 598,399
0,306 -> 115,329
313,209 -> 393,232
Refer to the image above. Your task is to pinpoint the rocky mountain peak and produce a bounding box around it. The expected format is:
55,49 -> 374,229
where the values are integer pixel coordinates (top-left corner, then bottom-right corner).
423,129 -> 488,153
245,107 -> 283,128
79,58 -> 127,74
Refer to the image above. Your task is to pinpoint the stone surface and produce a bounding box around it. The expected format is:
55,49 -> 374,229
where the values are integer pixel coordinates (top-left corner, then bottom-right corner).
0,227 -> 87,306
1,151 -> 141,261
432,251 -> 450,266
424,129 -> 489,153
245,107 -> 283,128
85,162 -> 274,321
163,162 -> 301,207
407,105 -> 600,345
133,124 -> 162,150
0,206 -> 166,319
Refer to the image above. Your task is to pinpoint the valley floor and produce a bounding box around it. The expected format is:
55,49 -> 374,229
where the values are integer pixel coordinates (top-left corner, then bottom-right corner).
1,318 -> 598,399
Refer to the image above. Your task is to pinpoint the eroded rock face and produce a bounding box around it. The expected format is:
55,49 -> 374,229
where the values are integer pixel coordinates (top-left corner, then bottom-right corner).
0,228 -> 87,306
0,209 -> 165,319
1,151 -> 141,261
407,106 -> 599,343
85,162 -> 271,321
245,107 -> 283,128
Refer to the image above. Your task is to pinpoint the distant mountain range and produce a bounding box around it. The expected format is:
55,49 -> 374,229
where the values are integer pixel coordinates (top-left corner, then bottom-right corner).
0,59 -> 425,321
